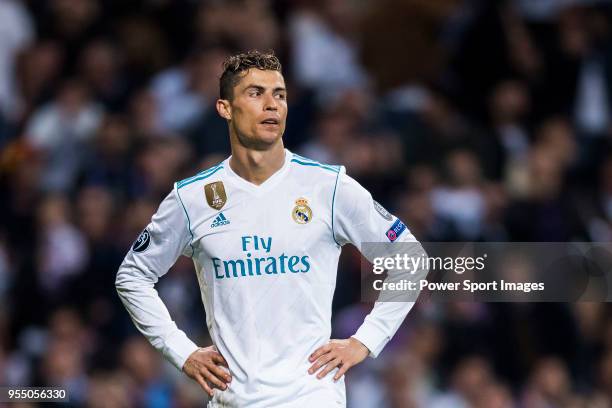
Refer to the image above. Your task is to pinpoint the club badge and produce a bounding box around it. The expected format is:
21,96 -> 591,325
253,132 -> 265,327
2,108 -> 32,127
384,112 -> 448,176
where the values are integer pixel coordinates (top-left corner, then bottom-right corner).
205,181 -> 227,210
292,197 -> 312,224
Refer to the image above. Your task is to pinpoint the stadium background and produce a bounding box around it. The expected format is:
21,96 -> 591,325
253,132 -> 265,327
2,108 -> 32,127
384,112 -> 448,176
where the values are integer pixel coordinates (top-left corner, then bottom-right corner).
1,0 -> 612,406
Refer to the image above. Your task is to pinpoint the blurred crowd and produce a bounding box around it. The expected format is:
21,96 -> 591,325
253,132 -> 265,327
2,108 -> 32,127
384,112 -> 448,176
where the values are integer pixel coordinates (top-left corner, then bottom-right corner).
1,0 -> 612,406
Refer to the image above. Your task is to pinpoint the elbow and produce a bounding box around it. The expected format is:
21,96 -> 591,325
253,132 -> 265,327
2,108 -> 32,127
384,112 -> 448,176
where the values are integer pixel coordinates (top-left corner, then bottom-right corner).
115,261 -> 156,293
115,267 -> 128,292
115,260 -> 136,292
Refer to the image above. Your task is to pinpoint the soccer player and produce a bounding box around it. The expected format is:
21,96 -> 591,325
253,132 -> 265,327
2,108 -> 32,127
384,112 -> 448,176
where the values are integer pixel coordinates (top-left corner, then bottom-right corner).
116,50 -> 424,407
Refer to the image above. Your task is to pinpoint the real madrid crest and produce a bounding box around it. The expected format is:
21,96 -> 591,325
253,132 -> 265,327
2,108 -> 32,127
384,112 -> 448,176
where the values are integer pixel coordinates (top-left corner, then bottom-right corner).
205,181 -> 227,210
292,197 -> 312,224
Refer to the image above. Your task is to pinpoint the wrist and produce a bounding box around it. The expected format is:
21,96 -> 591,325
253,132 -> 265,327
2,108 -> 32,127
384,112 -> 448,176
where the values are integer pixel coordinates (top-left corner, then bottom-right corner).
349,336 -> 370,355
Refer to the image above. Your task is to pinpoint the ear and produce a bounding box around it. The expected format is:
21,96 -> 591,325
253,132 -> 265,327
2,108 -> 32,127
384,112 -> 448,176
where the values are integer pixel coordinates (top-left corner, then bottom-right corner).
216,99 -> 232,121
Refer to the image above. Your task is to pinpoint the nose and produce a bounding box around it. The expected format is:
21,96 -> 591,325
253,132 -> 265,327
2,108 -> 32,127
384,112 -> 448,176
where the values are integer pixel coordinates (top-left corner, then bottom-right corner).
264,93 -> 278,111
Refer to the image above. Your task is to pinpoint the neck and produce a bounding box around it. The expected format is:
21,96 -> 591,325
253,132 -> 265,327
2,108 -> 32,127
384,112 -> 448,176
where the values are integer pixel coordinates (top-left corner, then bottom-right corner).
229,138 -> 286,185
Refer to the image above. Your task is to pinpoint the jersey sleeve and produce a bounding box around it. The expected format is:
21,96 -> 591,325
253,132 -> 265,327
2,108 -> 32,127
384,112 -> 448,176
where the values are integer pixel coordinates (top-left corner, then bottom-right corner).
333,168 -> 426,358
115,184 -> 198,370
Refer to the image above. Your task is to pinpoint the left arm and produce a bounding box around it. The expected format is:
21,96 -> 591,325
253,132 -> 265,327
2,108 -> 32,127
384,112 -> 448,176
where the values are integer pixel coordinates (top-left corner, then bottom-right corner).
309,168 -> 427,381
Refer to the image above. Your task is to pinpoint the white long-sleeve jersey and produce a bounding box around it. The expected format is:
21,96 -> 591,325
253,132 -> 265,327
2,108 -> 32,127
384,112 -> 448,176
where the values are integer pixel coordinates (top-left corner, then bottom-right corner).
116,149 -> 420,407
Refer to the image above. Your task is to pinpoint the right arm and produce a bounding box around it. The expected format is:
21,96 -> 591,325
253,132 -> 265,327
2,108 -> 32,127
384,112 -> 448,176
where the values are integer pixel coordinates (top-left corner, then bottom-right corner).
115,185 -> 231,395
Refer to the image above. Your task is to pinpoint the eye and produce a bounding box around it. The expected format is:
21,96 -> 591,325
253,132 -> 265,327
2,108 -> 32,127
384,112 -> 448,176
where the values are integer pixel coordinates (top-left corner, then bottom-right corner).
275,93 -> 287,100
249,90 -> 261,97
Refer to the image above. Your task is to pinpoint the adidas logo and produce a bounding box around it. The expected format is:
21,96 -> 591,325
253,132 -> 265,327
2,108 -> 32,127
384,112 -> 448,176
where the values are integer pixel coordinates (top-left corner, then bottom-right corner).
211,212 -> 230,228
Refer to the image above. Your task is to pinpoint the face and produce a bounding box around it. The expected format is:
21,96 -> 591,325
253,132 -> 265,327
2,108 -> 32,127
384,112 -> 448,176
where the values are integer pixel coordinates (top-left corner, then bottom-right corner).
217,69 -> 287,150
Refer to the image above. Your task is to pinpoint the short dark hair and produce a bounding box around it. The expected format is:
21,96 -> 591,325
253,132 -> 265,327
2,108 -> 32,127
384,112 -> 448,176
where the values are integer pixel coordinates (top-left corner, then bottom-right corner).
219,50 -> 282,100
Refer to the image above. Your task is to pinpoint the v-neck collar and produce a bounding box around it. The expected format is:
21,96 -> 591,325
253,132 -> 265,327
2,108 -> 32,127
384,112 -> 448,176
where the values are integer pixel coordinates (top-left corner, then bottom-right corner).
223,149 -> 292,194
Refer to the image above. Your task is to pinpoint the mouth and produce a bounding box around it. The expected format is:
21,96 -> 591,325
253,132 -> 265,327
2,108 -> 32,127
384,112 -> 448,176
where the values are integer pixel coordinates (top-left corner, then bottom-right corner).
260,118 -> 280,126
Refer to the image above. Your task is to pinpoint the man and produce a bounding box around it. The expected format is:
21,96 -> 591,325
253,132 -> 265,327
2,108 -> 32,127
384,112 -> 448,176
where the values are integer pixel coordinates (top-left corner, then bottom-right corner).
116,50 -> 424,407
